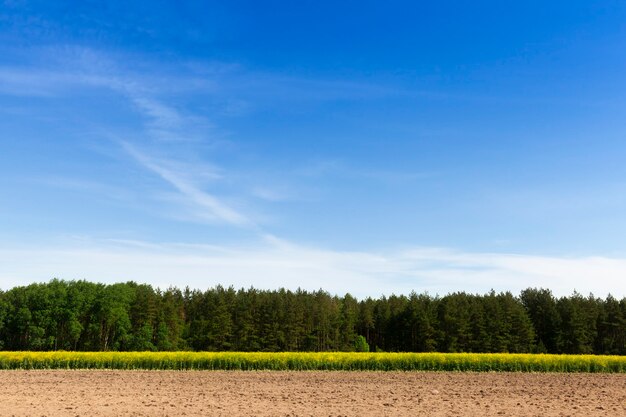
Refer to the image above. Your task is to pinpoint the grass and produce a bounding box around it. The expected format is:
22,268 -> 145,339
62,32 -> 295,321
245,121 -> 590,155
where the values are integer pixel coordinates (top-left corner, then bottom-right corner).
0,351 -> 625,372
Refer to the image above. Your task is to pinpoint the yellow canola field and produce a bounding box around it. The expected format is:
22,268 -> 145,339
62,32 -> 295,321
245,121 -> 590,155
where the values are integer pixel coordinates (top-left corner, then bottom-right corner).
0,351 -> 624,372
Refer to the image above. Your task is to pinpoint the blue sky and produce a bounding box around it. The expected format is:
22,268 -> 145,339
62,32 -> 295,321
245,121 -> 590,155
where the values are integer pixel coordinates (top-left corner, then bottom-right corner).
2,1 -> 626,297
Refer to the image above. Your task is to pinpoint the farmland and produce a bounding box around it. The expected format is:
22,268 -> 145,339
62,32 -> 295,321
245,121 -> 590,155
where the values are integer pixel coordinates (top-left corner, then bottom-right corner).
1,351 -> 625,372
1,370 -> 625,416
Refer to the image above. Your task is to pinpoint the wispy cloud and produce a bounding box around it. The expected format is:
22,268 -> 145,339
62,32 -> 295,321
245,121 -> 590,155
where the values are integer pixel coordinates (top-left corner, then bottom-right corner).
295,158 -> 436,183
121,142 -> 251,227
1,238 -> 625,298
0,46 -> 265,227
24,176 -> 132,201
0,47 -> 212,142
250,186 -> 293,202
129,96 -> 182,128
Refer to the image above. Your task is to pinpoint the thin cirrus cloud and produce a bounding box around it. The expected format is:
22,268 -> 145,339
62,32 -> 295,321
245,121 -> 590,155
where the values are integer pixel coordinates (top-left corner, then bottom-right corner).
121,142 -> 252,228
0,47 -> 284,233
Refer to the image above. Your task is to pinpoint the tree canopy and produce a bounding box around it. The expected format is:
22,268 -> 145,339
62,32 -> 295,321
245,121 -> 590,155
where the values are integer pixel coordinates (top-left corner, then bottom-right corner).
0,280 -> 624,354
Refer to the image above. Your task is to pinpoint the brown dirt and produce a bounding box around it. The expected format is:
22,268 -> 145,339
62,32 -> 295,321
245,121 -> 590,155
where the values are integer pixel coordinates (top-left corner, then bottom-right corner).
0,370 -> 625,416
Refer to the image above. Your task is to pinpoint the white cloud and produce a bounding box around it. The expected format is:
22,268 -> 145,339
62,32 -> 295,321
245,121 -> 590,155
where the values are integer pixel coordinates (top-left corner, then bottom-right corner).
251,186 -> 292,202
0,48 -> 282,228
122,142 -> 251,227
1,239 -> 624,298
0,48 -> 211,142
129,96 -> 183,128
0,67 -> 77,96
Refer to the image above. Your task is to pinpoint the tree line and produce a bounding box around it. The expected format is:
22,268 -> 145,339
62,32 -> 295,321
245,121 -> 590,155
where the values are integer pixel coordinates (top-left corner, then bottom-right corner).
0,279 -> 624,354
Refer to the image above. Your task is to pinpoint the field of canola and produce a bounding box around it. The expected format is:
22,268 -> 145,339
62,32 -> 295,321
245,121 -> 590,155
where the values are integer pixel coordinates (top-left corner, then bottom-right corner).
0,351 -> 625,372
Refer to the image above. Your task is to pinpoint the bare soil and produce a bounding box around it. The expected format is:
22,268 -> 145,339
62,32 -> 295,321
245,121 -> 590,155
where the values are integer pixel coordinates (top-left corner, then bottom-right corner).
0,370 -> 624,416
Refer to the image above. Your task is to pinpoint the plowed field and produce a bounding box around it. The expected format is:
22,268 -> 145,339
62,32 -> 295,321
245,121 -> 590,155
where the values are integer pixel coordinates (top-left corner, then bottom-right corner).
1,370 -> 624,416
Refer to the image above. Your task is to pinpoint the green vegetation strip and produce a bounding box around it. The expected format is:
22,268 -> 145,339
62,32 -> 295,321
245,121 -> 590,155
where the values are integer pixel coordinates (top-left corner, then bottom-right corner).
0,352 -> 625,372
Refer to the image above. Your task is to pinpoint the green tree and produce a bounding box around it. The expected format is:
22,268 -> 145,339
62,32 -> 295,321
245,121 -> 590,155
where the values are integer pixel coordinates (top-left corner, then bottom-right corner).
557,292 -> 598,354
354,335 -> 369,352
340,294 -> 359,351
401,292 -> 437,352
596,295 -> 626,355
520,288 -> 560,353
437,293 -> 472,352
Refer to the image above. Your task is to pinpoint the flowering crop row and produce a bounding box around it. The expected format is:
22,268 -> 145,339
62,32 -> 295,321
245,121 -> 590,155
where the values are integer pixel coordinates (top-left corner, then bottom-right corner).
0,351 -> 624,372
